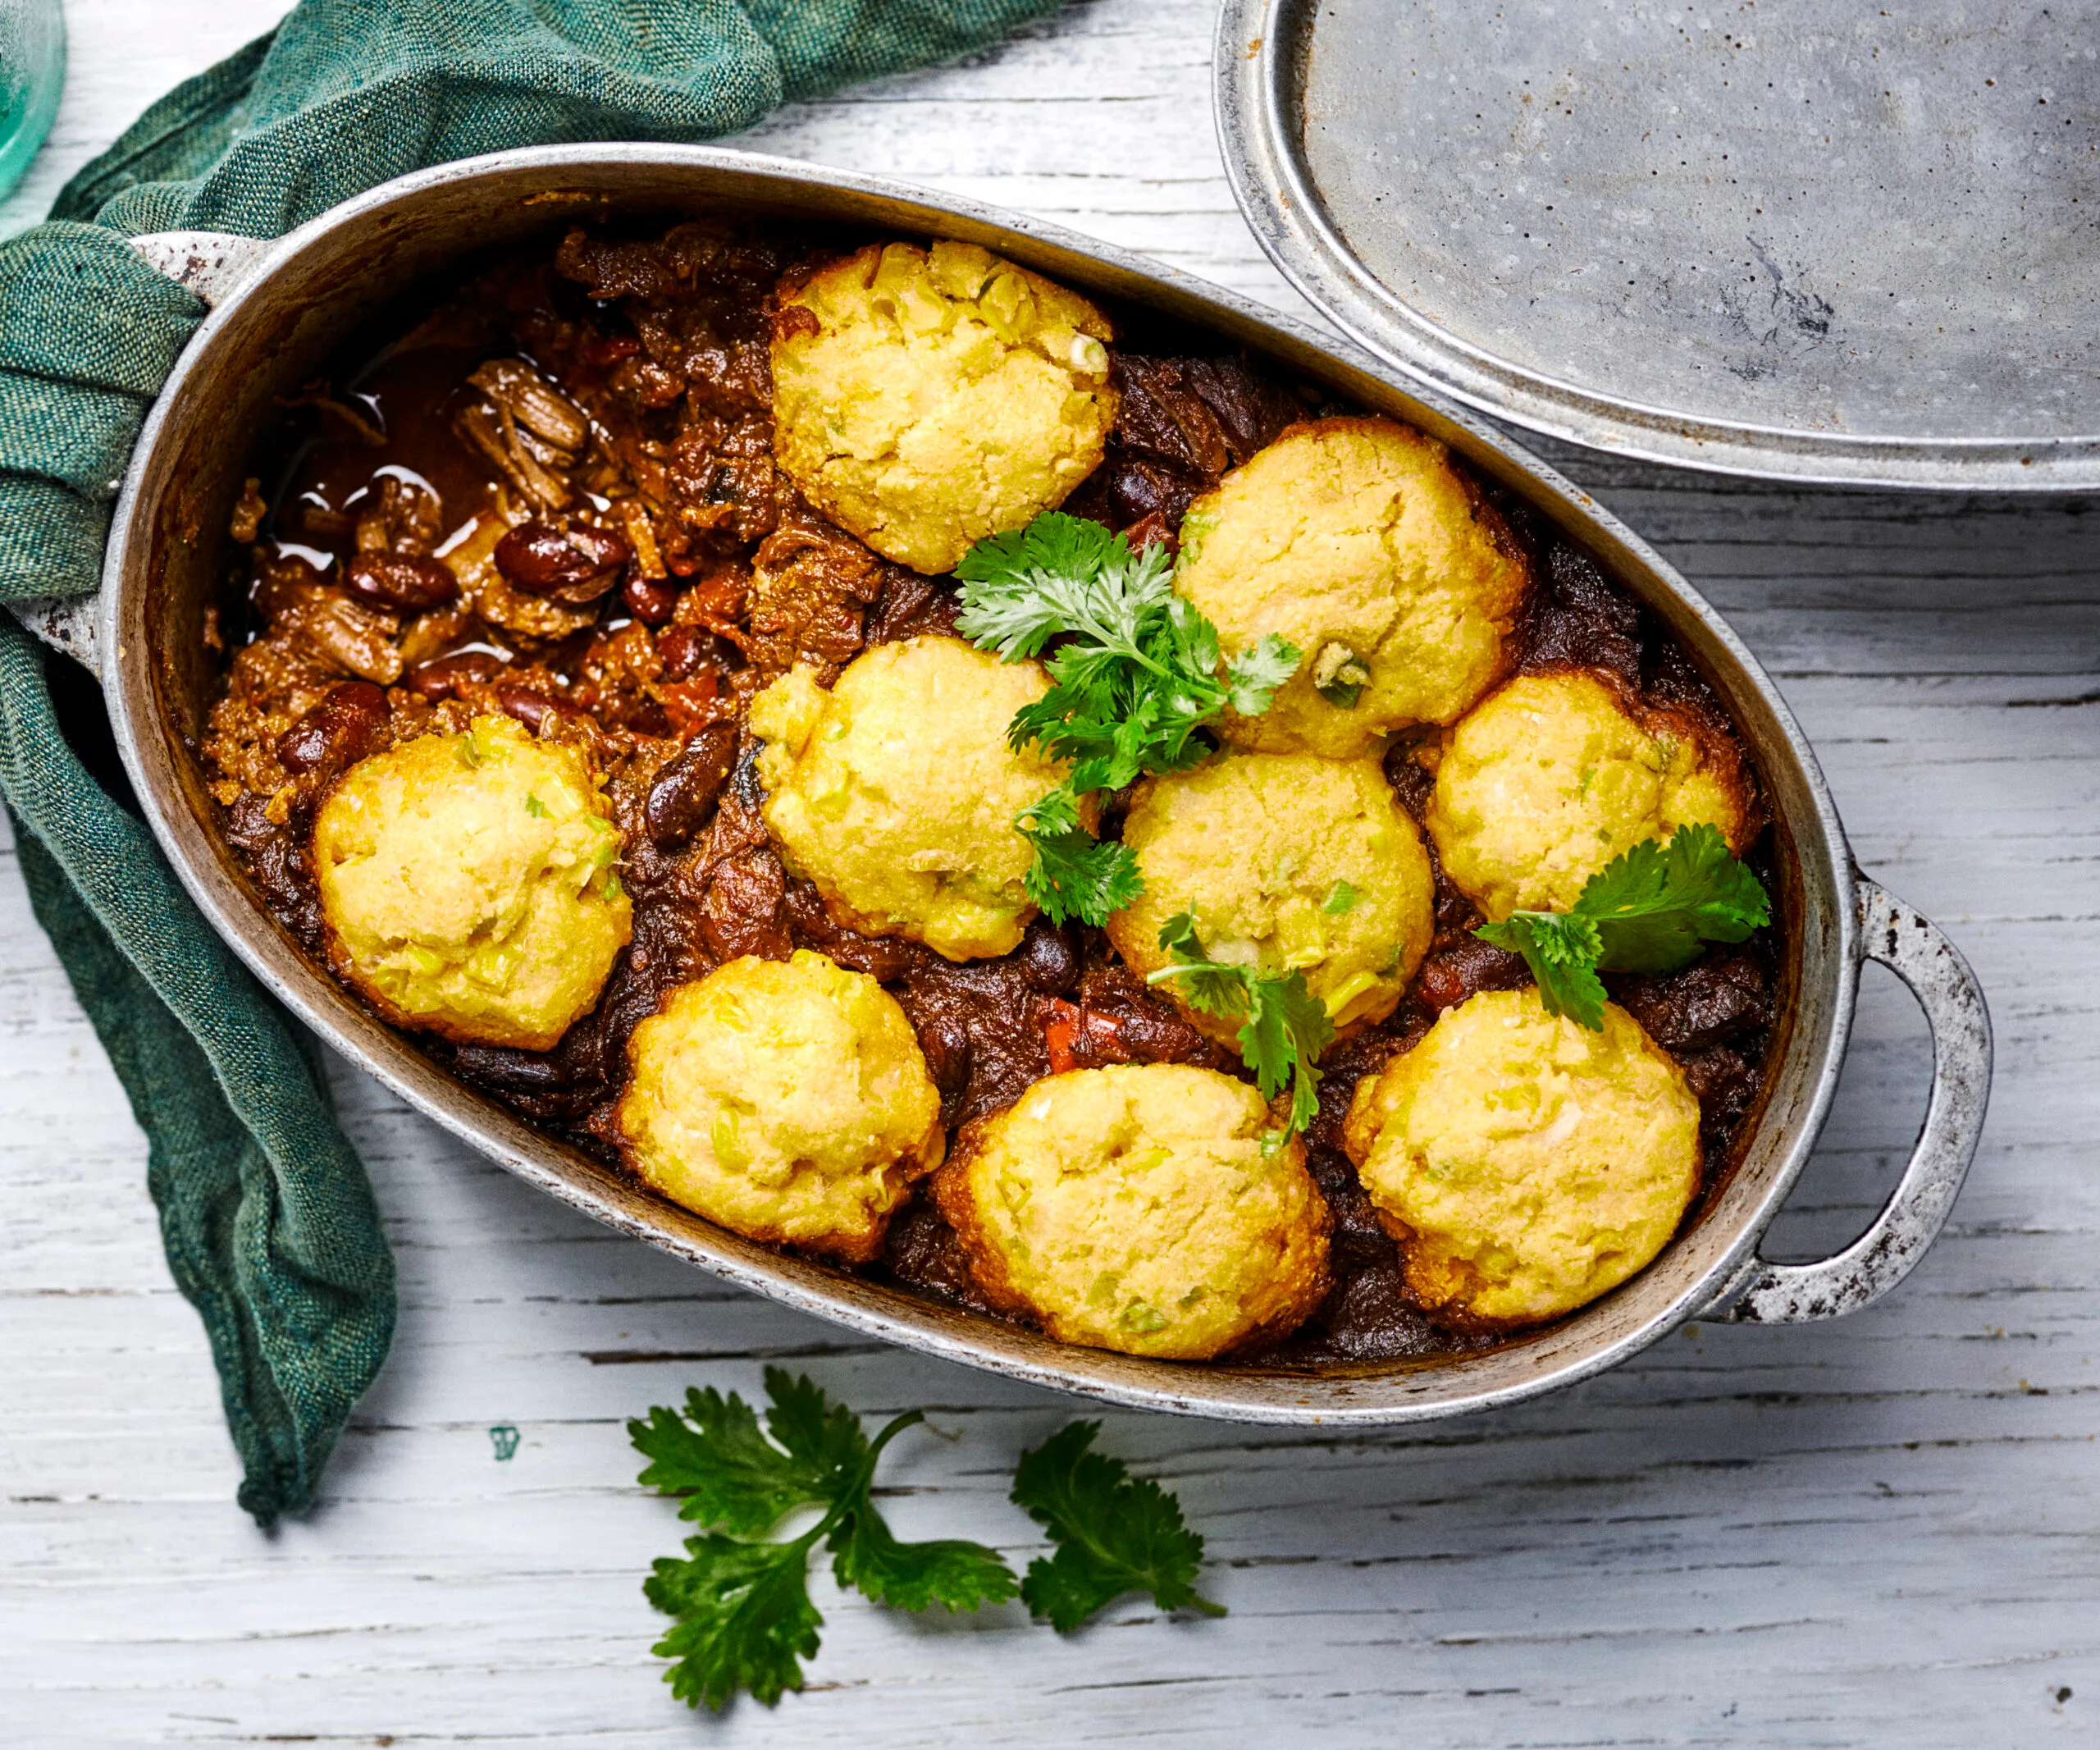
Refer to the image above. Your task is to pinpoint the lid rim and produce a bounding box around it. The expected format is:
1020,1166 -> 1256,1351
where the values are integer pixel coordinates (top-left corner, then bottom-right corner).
1213,0 -> 2100,491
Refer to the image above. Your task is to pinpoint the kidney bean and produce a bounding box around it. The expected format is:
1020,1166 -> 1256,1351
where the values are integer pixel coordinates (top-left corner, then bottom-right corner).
644,721 -> 739,848
621,566 -> 678,624
1016,920 -> 1079,994
341,550 -> 459,611
492,525 -> 578,592
408,650 -> 501,702
276,680 -> 390,777
566,523 -> 631,570
495,519 -> 632,601
496,684 -> 584,736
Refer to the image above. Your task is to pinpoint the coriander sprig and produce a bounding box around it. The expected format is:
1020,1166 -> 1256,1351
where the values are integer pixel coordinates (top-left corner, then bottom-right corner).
956,513 -> 1299,927
633,1370 -> 1017,1709
1147,912 -> 1335,1140
633,1374 -> 1226,1709
1476,822 -> 1770,1030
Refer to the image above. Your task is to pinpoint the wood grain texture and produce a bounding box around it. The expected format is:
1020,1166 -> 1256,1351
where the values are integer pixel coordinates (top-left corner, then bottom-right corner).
2,2 -> 2094,1744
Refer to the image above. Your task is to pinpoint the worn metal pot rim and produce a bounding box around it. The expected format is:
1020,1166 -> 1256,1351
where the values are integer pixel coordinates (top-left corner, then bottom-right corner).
93,142 -> 1979,1425
1213,0 -> 2100,492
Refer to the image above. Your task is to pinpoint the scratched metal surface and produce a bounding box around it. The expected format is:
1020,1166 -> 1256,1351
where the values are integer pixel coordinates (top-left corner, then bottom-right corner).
1,2 -> 2095,1746
1220,0 -> 2100,486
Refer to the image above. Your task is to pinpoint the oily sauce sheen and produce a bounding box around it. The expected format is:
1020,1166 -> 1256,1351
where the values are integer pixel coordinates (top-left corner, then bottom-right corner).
203,221 -> 1779,1369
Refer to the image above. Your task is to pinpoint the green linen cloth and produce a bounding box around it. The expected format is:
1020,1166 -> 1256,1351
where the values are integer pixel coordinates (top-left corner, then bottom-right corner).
0,0 -> 1059,1525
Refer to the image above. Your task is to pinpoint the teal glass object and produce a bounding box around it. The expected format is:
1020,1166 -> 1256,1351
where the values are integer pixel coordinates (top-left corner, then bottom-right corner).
0,0 -> 65,203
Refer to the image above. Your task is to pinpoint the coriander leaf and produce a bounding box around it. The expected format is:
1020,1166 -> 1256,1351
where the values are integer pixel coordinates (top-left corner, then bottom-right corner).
631,1384 -> 838,1535
1471,824 -> 1769,1030
646,1532 -> 824,1710
958,509 -> 1125,592
759,1366 -> 871,1488
1018,784 -> 1142,927
956,513 -> 1176,671
1008,680 -> 1108,766
1025,832 -> 1141,926
828,1508 -> 1020,1615
1225,633 -> 1302,717
1162,592 -> 1222,684
1102,689 -> 1169,792
1477,912 -> 1609,1030
1018,780 -> 1086,839
1240,970 -> 1335,1135
1147,912 -> 1258,1017
1146,916 -> 1331,1137
953,512 -> 1132,662
1011,777 -> 1083,840
1155,911 -> 1202,957
1011,1422 -> 1224,1633
821,1407 -> 1018,1613
1577,821 -> 1771,971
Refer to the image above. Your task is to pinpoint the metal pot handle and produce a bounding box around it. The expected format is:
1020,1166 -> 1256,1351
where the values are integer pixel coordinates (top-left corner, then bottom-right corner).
5,231 -> 270,676
1701,877 -> 1991,1323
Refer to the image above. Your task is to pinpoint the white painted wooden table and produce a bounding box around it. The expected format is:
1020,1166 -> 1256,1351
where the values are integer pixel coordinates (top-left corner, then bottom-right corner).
3,3 -> 2095,1743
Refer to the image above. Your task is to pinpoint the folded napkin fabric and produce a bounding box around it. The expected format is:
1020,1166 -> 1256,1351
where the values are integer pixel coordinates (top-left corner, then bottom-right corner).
0,0 -> 1060,1525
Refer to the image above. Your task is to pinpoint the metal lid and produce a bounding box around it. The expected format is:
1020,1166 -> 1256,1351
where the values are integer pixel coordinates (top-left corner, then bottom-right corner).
1217,0 -> 2100,488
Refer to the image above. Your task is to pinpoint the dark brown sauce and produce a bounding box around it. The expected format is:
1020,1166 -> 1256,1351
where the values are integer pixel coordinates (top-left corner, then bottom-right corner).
203,220 -> 1783,1371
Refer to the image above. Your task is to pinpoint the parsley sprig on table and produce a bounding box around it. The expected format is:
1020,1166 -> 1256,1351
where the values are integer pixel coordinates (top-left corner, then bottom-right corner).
1475,822 -> 1770,1030
632,1369 -> 1017,1709
956,512 -> 1299,926
633,1373 -> 1226,1710
1148,912 -> 1335,1140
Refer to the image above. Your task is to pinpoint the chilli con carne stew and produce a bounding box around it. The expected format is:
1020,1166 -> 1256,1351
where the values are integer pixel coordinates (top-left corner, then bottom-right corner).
199,219 -> 1781,1368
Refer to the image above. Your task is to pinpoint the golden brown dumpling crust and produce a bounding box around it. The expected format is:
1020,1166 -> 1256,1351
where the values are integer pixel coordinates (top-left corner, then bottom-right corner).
748,635 -> 1082,962
1107,750 -> 1435,1046
617,951 -> 945,1263
934,1063 -> 1331,1359
1424,668 -> 1753,921
1175,417 -> 1530,758
312,715 -> 629,1050
770,240 -> 1118,574
1344,989 -> 1701,1327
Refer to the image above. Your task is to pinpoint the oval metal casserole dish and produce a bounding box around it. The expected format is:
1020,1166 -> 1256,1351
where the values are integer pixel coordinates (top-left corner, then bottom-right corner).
57,146 -> 1990,1426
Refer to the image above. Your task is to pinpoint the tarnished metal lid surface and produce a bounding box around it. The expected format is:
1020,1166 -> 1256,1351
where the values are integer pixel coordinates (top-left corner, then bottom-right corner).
1217,0 -> 2100,487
